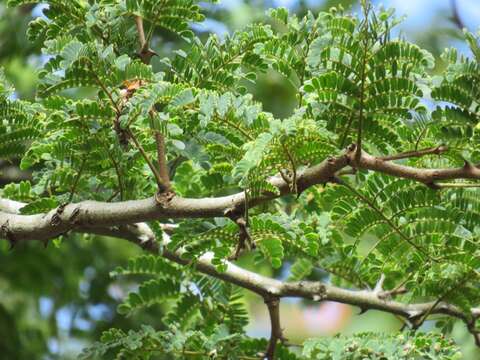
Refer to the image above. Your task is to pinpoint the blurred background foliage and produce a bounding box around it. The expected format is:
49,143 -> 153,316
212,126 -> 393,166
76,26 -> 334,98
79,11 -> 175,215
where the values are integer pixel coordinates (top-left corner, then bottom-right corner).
0,0 -> 479,359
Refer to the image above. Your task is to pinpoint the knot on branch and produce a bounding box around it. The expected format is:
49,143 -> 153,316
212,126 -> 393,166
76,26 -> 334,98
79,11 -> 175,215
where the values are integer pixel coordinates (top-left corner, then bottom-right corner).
155,190 -> 175,207
113,117 -> 130,149
345,143 -> 359,167
69,207 -> 81,225
50,203 -> 67,227
463,159 -> 480,175
311,283 -> 327,301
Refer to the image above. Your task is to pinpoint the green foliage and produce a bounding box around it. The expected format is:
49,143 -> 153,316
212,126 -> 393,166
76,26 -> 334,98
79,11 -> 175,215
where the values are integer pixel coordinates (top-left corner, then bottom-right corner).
317,171 -> 480,307
3,0 -> 480,358
430,32 -> 480,162
303,332 -> 462,359
0,93 -> 41,160
104,254 -> 256,358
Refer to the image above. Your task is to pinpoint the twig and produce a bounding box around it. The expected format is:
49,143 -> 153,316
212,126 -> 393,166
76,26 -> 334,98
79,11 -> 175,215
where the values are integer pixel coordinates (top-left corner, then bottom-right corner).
281,141 -> 297,194
134,15 -> 157,64
349,147 -> 480,185
412,275 -> 469,330
450,0 -> 466,30
90,65 -> 121,113
414,126 -> 428,151
135,15 -> 147,49
339,113 -> 355,148
126,128 -> 169,192
379,145 -> 448,161
133,1 -> 168,189
68,157 -> 87,202
355,1 -> 371,164
218,115 -> 253,141
155,131 -> 171,191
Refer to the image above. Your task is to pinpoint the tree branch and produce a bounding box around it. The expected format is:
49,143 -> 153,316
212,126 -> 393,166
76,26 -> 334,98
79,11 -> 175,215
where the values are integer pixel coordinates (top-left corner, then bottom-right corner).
349,145 -> 480,186
14,219 -> 480,346
0,152 -> 350,243
134,15 -> 169,191
154,131 -> 171,191
2,197 -> 480,346
378,145 -> 448,161
264,297 -> 286,360
134,15 -> 157,64
126,128 -> 169,193
4,144 -> 480,244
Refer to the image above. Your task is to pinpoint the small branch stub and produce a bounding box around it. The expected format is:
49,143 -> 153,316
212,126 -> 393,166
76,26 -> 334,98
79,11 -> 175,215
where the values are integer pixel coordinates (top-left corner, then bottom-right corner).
226,210 -> 254,260
155,190 -> 175,207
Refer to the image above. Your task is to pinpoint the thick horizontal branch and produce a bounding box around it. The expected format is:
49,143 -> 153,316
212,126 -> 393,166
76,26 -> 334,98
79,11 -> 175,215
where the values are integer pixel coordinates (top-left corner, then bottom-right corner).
0,153 -> 349,243
3,143 -> 480,244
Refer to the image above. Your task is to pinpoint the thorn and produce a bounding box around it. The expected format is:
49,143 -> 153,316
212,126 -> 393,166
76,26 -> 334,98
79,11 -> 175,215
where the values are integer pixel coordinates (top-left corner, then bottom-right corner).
358,307 -> 368,315
8,238 -> 17,251
464,159 -> 471,168
330,176 -> 344,185
374,273 -> 386,293
223,207 -> 235,218
426,182 -> 441,190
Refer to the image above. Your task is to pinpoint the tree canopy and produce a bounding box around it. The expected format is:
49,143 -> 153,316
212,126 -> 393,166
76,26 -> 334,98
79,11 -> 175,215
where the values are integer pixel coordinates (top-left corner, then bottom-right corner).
1,0 -> 480,359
